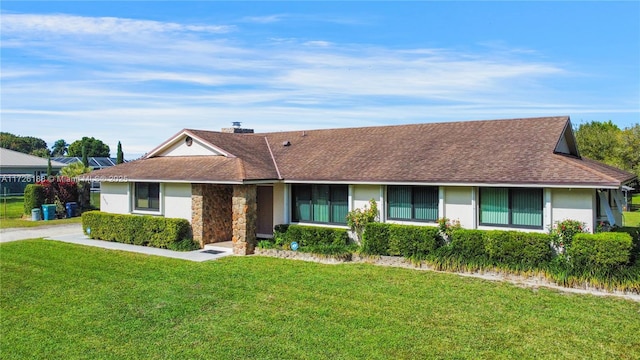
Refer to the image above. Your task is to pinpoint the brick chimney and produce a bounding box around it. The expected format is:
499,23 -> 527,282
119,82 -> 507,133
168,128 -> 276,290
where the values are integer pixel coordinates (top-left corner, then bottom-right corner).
220,121 -> 253,134
221,121 -> 254,134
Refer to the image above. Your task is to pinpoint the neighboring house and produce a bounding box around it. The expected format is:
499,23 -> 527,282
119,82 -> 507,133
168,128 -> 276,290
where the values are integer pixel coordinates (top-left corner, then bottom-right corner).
87,116 -> 637,255
51,157 -> 120,170
52,157 -> 120,191
0,148 -> 67,195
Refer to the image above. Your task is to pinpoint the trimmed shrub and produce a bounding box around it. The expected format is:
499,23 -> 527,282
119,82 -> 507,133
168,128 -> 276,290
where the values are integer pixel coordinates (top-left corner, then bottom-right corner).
387,224 -> 440,259
23,184 -> 45,215
484,231 -> 553,269
569,232 -> 633,271
613,227 -> 640,264
82,211 -> 195,250
281,224 -> 349,248
448,229 -> 487,260
361,222 -> 390,255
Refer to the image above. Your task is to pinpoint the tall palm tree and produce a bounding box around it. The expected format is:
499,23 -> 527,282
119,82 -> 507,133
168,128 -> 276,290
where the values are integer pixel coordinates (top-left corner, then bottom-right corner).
51,139 -> 68,156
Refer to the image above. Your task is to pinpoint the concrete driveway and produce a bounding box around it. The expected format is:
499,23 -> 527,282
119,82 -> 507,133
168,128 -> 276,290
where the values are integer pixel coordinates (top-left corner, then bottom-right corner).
0,223 -> 83,243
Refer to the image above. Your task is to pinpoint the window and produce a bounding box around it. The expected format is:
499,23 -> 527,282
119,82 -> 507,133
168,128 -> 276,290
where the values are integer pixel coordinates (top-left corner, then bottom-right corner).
479,188 -> 542,228
291,184 -> 348,224
135,183 -> 160,211
387,186 -> 438,222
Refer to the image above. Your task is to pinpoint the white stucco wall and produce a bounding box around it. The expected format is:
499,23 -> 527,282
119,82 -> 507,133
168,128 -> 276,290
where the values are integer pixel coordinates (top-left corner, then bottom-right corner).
551,188 -> 595,233
100,182 -> 130,214
352,184 -> 382,213
443,186 -> 474,229
273,182 -> 286,226
163,183 -> 192,221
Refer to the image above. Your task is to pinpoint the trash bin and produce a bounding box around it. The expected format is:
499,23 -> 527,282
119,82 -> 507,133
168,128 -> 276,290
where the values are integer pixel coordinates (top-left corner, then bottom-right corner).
31,208 -> 41,221
41,204 -> 57,221
65,202 -> 78,218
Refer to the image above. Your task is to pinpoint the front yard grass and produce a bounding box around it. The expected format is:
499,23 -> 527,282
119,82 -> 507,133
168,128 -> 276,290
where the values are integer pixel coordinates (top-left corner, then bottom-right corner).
2,240 -> 639,359
0,196 -> 82,229
624,210 -> 640,227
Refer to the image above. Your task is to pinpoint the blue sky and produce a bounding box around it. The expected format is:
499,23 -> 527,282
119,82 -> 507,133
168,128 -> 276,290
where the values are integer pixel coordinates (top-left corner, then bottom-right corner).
1,1 -> 639,158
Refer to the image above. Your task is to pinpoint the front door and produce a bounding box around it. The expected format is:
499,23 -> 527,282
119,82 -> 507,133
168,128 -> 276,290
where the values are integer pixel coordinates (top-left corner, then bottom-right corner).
256,186 -> 274,237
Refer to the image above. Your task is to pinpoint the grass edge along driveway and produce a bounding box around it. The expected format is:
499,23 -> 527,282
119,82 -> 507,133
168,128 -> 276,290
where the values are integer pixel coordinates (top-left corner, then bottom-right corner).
1,239 -> 639,360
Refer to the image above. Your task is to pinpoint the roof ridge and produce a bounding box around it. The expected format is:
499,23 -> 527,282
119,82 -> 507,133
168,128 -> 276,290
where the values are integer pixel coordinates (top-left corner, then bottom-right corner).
182,116 -> 570,138
236,157 -> 246,181
264,136 -> 282,180
555,154 -> 619,183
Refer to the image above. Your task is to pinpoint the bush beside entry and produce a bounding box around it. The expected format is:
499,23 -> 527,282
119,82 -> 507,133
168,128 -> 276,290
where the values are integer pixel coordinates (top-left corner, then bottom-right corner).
82,211 -> 197,251
23,184 -> 45,215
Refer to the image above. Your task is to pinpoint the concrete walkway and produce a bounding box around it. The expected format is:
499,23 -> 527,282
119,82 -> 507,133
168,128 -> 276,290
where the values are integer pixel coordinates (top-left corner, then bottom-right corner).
0,224 -> 233,262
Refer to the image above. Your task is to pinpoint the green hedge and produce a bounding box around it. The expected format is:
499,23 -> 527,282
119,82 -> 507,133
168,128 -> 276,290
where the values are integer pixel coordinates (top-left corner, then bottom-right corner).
361,223 -> 440,258
387,224 -> 440,259
447,229 -> 487,260
82,211 -> 196,251
484,231 -> 553,269
362,222 -> 390,255
275,224 -> 349,248
23,184 -> 45,215
569,232 -> 633,270
613,227 -> 640,264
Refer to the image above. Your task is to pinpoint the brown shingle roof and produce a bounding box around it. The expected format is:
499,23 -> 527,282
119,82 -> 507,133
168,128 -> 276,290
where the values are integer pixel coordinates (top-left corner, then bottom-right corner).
89,116 -> 636,187
88,156 -> 245,183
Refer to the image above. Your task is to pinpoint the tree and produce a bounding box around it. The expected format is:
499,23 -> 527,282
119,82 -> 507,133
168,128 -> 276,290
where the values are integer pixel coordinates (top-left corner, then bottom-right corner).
116,141 -> 124,164
60,162 -> 93,211
574,121 -> 622,165
0,132 -> 49,156
51,139 -> 68,156
68,137 -> 110,157
60,162 -> 92,177
30,148 -> 51,158
575,120 -> 640,178
619,124 -> 640,178
47,157 -> 52,177
81,145 -> 89,167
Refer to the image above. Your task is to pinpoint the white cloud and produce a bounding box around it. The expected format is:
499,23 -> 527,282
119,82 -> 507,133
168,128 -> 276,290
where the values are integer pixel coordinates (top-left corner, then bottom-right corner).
0,14 -> 235,36
2,11 -> 635,158
241,14 -> 287,24
303,40 -> 332,47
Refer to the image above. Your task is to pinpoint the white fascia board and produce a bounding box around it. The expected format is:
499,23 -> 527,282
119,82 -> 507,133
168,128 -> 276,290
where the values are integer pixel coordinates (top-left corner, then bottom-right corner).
281,180 -> 619,189
96,178 -> 243,185
242,179 -> 283,185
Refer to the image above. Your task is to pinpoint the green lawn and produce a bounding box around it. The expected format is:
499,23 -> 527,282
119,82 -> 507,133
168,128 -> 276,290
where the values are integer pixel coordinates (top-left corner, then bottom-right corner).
0,196 -> 83,229
624,193 -> 640,227
0,197 -> 24,219
2,240 -> 639,359
625,211 -> 640,227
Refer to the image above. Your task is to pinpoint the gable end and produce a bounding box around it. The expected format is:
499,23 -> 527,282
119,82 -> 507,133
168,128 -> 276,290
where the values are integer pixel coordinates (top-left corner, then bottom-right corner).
145,130 -> 235,158
554,119 -> 580,158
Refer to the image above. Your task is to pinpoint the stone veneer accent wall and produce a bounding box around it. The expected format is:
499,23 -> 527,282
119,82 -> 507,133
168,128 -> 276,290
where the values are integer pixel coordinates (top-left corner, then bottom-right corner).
191,184 -> 233,247
232,184 -> 257,255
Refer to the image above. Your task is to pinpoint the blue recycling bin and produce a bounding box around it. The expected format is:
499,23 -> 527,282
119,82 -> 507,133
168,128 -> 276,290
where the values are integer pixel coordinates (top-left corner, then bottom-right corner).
65,202 -> 78,218
41,204 -> 57,221
31,208 -> 41,221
